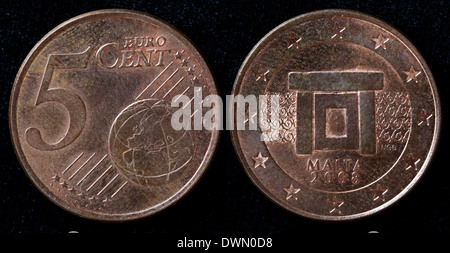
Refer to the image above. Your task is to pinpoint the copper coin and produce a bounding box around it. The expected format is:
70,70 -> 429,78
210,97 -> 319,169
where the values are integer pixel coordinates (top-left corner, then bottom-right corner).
230,9 -> 440,220
9,9 -> 219,221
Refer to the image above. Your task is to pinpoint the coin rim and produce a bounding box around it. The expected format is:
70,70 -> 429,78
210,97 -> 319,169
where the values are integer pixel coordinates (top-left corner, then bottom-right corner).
9,9 -> 220,221
230,9 -> 441,221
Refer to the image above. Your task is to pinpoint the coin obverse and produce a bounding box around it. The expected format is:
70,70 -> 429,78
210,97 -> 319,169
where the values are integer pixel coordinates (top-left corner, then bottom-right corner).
230,10 -> 440,220
10,10 -> 219,221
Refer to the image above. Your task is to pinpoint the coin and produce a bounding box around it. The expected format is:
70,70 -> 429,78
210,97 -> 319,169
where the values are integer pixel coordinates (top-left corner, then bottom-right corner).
230,9 -> 440,220
9,9 -> 219,221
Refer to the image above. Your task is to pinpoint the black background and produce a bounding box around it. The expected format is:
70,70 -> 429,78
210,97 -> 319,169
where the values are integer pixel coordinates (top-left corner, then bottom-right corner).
0,0 -> 449,240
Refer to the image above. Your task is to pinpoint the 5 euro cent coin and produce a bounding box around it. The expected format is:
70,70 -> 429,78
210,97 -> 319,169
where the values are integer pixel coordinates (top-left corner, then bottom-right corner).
9,9 -> 219,221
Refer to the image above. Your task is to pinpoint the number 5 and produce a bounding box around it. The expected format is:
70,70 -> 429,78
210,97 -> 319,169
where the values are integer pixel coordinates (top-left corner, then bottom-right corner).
26,47 -> 91,150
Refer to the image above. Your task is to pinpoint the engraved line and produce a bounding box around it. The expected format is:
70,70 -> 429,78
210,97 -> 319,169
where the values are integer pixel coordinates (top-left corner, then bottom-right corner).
151,68 -> 180,97
190,99 -> 204,118
68,153 -> 96,180
191,108 -> 200,118
111,181 -> 128,198
76,154 -> 108,186
135,61 -> 174,100
86,165 -> 112,192
62,152 -> 84,174
163,76 -> 185,98
97,173 -> 119,196
183,97 -> 195,109
173,86 -> 190,103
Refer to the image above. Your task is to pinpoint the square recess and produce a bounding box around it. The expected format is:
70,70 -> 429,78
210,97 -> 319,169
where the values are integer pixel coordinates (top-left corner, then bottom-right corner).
314,93 -> 359,151
326,108 -> 347,138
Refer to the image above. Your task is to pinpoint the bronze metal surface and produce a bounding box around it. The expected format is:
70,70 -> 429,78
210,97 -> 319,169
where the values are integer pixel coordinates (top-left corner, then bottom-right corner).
230,9 -> 440,220
9,9 -> 219,221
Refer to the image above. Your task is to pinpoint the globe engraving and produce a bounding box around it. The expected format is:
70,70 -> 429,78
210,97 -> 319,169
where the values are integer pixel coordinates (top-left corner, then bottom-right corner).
109,99 -> 194,186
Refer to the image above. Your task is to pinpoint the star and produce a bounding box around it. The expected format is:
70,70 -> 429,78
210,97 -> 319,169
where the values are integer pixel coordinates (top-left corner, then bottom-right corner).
328,22 -> 346,39
52,174 -> 61,182
173,50 -> 183,60
415,109 -> 433,126
191,75 -> 199,85
60,181 -> 69,188
180,58 -> 189,67
251,152 -> 268,169
327,197 -> 344,214
253,64 -> 270,82
246,111 -> 257,124
283,183 -> 300,200
284,32 -> 302,49
403,153 -> 420,171
77,192 -> 86,200
68,187 -> 77,193
102,197 -> 112,203
404,66 -> 421,83
370,184 -> 388,201
185,67 -> 194,76
243,106 -> 257,124
372,33 -> 389,49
